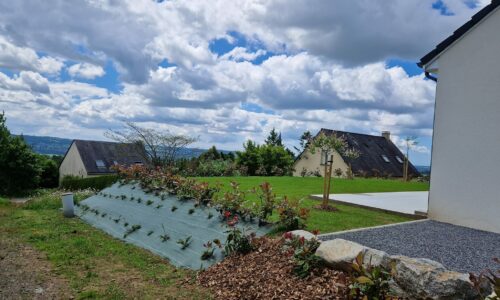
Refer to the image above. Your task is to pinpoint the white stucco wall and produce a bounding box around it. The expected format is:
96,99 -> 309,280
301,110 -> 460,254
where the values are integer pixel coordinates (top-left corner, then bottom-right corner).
292,148 -> 349,177
59,142 -> 87,182
427,7 -> 500,233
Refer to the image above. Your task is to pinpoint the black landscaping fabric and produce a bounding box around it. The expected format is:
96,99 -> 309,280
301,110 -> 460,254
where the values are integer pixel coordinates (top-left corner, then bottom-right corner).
320,220 -> 500,274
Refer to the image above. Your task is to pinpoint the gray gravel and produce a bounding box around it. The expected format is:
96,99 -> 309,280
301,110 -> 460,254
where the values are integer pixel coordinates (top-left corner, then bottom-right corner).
320,220 -> 500,274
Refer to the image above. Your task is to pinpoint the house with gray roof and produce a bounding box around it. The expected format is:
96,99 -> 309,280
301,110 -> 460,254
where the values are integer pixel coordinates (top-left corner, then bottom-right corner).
59,139 -> 148,182
293,128 -> 419,178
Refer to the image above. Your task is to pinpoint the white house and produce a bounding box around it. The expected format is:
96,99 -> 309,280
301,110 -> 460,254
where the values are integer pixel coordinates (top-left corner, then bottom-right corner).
59,140 -> 148,182
419,0 -> 500,233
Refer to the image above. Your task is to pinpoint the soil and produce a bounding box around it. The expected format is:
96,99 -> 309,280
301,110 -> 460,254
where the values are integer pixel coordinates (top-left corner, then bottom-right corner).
198,237 -> 350,299
0,238 -> 72,299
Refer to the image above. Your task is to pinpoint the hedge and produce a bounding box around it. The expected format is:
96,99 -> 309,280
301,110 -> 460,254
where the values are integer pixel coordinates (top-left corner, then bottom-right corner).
60,175 -> 118,191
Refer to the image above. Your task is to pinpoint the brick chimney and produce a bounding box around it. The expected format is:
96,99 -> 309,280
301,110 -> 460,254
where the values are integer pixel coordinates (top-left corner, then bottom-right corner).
382,131 -> 391,140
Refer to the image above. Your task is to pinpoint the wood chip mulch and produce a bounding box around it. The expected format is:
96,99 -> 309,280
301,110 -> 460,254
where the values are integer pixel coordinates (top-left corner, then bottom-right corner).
197,237 -> 350,299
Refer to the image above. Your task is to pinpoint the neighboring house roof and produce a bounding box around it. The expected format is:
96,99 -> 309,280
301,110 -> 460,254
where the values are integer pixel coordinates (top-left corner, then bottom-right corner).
418,0 -> 500,68
310,129 -> 420,177
68,140 -> 148,175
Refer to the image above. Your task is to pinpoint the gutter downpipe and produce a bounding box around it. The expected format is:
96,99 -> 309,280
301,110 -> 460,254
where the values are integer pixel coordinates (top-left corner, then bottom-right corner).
425,71 -> 438,82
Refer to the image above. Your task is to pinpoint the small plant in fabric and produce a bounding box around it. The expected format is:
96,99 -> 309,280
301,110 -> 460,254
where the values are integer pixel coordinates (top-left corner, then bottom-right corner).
188,208 -> 195,214
159,225 -> 170,242
147,230 -> 154,236
214,181 -> 247,216
155,204 -> 163,209
470,258 -> 500,300
177,236 -> 192,250
120,195 -> 127,200
171,205 -> 178,212
282,232 -> 323,278
193,181 -> 220,206
276,197 -> 310,230
207,212 -> 213,219
176,178 -> 198,200
255,181 -> 276,224
123,224 -> 141,238
146,199 -> 154,206
201,241 -> 216,260
223,213 -> 256,256
349,251 -> 395,300
124,222 -> 129,227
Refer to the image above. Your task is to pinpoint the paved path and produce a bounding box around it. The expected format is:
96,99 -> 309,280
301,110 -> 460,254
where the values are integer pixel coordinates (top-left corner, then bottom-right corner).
320,220 -> 500,274
312,191 -> 428,216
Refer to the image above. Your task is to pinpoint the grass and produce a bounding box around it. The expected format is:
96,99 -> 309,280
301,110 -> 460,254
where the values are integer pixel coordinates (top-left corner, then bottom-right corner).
196,176 -> 429,233
0,190 -> 209,299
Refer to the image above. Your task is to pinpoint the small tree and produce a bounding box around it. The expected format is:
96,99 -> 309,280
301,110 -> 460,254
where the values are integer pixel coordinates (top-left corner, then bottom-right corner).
265,128 -> 283,147
309,132 -> 347,209
105,122 -> 197,167
344,149 -> 360,179
403,136 -> 418,182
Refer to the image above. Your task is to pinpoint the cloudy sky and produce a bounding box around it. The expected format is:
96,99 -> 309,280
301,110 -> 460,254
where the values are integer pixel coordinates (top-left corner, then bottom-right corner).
0,0 -> 489,165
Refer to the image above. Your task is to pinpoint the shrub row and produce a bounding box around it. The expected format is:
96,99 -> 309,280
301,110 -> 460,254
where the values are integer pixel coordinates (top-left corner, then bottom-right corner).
60,175 -> 118,191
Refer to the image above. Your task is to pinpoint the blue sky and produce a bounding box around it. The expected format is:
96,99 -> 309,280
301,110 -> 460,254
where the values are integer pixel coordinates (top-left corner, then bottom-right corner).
0,0 -> 487,166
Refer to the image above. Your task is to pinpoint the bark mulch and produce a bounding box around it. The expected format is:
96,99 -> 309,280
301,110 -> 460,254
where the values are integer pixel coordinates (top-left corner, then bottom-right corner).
197,237 -> 350,300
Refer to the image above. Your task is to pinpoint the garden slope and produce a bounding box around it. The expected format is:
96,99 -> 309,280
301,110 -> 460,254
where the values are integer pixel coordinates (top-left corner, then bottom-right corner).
77,182 -> 271,269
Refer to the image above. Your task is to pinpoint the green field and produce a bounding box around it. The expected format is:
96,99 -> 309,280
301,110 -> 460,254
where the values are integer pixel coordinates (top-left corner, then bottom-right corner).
196,176 -> 429,233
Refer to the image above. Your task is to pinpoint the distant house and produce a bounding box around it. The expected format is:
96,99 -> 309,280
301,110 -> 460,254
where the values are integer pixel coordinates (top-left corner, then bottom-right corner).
418,0 -> 500,233
59,140 -> 148,182
293,129 -> 419,178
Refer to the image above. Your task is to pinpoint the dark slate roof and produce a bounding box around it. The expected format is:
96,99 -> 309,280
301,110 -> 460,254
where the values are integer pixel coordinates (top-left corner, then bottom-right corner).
418,0 -> 500,68
72,140 -> 148,175
319,129 -> 420,178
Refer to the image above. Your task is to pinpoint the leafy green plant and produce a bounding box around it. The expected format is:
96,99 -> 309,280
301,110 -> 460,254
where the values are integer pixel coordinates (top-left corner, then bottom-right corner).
188,208 -> 195,214
177,236 -> 192,250
276,197 -> 309,230
147,230 -> 154,236
101,212 -> 107,218
214,181 -> 247,216
137,198 -> 142,204
282,232 -> 323,278
146,199 -> 154,206
123,224 -> 141,238
256,181 -> 276,223
171,206 -> 178,212
349,251 -> 395,300
223,213 -> 256,256
120,195 -> 127,200
201,241 -> 215,260
207,212 -> 213,219
155,204 -> 163,209
113,216 -> 121,223
124,222 -> 129,227
470,258 -> 500,300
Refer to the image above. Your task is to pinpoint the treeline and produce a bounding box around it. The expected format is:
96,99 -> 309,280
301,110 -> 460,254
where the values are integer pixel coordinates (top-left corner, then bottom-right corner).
0,112 -> 60,195
175,129 -> 295,177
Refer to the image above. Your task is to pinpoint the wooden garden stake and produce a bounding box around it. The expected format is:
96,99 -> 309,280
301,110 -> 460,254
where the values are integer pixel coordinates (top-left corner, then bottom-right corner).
324,155 -> 334,207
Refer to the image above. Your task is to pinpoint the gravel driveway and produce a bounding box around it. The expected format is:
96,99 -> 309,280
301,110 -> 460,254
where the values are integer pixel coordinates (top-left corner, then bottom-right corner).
320,220 -> 500,274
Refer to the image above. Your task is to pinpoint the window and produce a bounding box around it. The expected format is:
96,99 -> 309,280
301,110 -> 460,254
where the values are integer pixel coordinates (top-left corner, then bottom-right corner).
396,156 -> 404,164
381,155 -> 390,163
320,150 -> 330,165
95,160 -> 106,168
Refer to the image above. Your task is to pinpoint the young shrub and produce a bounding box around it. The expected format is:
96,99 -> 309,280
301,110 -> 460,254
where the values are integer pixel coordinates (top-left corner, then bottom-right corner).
193,181 -> 219,206
282,232 -> 323,278
214,181 -> 246,216
223,213 -> 256,256
469,258 -> 500,300
123,224 -> 141,238
201,241 -> 216,260
256,182 -> 276,224
177,236 -> 192,250
276,197 -> 310,231
349,252 -> 395,299
159,225 -> 170,242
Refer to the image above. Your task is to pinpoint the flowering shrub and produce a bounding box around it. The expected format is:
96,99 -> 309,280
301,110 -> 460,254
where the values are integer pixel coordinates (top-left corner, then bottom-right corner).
223,212 -> 256,256
214,181 -> 247,215
192,181 -> 220,206
282,232 -> 322,278
276,197 -> 310,230
256,182 -> 276,222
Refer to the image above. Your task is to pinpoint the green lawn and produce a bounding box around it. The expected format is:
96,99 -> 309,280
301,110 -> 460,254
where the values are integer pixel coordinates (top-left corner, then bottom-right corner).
0,191 -> 208,299
196,176 -> 429,233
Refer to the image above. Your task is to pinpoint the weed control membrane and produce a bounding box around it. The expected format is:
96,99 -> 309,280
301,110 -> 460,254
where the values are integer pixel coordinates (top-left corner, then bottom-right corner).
76,182 -> 271,269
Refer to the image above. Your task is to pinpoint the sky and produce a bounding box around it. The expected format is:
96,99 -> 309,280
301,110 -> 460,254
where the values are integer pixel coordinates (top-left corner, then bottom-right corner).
0,0 -> 490,166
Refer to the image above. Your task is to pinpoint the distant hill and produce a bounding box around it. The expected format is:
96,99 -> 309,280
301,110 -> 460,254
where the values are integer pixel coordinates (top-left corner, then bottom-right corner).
18,134 -> 227,158
415,165 -> 431,175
